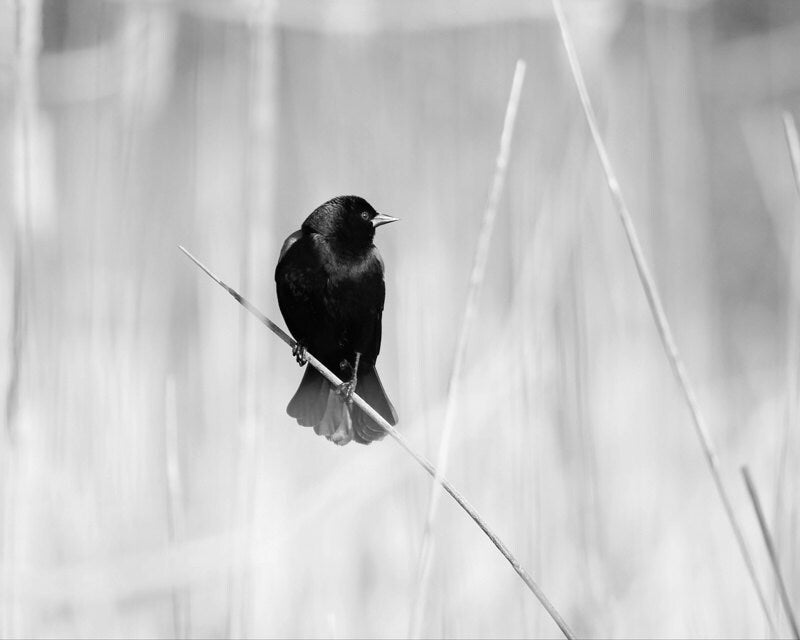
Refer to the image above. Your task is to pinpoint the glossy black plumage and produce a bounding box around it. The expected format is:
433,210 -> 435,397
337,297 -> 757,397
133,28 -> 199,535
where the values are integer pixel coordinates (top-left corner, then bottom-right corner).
275,195 -> 398,445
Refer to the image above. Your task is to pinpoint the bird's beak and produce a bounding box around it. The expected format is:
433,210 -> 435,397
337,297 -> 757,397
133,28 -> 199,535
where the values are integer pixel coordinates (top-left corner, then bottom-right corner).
372,213 -> 399,228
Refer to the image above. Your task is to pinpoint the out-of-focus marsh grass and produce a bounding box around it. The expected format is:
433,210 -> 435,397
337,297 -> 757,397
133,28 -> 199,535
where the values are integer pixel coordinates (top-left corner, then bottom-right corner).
410,59 -> 528,639
556,0 -> 774,627
2,1 -> 800,638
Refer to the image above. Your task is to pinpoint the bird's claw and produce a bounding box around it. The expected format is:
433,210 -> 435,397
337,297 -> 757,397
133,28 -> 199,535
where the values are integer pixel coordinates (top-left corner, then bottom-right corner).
336,379 -> 356,406
292,343 -> 308,366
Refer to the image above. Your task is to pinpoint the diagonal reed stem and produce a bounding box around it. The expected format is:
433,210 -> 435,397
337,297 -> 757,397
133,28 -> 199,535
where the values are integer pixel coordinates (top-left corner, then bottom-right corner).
741,466 -> 800,639
551,0 -> 775,632
783,112 -> 800,198
178,245 -> 576,640
408,59 -> 526,639
778,109 -> 800,640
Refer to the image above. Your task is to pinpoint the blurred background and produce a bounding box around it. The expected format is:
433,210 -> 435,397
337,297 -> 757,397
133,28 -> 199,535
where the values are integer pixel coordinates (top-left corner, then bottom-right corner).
2,0 -> 800,637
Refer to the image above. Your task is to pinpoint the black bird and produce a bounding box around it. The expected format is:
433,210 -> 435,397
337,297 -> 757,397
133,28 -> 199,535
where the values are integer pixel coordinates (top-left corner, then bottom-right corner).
275,195 -> 399,445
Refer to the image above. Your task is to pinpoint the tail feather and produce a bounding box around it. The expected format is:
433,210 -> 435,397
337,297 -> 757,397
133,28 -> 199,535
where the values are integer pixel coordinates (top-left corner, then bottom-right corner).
352,367 -> 397,444
315,390 -> 354,445
286,364 -> 397,446
286,367 -> 328,427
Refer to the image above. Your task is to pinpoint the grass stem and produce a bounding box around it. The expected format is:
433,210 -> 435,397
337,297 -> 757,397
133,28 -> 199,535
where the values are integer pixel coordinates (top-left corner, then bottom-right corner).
178,245 -> 576,640
408,59 -> 526,639
741,466 -> 799,639
551,0 -> 775,631
782,112 -> 800,198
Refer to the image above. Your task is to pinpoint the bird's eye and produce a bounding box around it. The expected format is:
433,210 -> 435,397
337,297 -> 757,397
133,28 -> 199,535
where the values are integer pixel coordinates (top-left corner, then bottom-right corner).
360,211 -> 370,221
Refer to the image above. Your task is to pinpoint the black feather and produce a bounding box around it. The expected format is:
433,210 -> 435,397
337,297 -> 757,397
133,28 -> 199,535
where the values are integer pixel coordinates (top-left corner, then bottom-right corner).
275,195 -> 398,445
286,367 -> 328,427
352,366 -> 397,443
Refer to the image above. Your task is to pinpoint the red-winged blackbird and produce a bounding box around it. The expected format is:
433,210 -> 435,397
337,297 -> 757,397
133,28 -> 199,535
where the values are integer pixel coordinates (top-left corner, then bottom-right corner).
275,195 -> 399,445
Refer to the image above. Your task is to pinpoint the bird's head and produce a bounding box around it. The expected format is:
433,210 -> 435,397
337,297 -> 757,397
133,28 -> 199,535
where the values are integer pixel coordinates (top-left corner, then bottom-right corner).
303,195 -> 398,250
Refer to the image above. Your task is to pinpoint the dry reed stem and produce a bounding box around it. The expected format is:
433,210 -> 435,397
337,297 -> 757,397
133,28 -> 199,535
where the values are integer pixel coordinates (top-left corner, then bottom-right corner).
780,109 -> 800,636
227,10 -> 277,637
8,0 -> 39,444
741,467 -> 800,639
408,59 -> 526,639
783,112 -> 800,197
178,245 -> 576,640
5,247 -> 22,450
778,110 -> 800,583
551,0 -> 775,630
3,1 -> 41,635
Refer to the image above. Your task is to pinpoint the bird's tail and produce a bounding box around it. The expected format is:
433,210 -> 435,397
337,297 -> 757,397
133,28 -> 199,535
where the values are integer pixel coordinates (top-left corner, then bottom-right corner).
351,366 -> 397,444
286,365 -> 397,445
286,366 -> 329,427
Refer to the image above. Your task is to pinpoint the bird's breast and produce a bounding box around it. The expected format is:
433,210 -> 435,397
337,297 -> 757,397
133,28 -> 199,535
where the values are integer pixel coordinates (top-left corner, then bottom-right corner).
321,247 -> 382,284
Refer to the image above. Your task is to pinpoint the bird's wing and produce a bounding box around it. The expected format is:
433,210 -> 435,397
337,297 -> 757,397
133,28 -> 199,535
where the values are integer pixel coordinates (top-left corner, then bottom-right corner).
361,267 -> 386,363
370,306 -> 384,360
275,232 -> 327,349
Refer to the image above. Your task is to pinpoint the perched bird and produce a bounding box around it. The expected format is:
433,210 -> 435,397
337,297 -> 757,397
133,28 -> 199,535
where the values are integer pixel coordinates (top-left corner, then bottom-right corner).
275,195 -> 399,445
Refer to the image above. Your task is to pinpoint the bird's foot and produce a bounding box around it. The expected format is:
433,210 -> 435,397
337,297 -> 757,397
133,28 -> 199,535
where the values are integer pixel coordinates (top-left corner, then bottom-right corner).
336,353 -> 360,405
336,378 -> 357,406
292,342 -> 308,366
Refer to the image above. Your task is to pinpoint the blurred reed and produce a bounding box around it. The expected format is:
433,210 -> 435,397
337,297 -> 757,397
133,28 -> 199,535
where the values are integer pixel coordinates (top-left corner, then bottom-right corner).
225,6 -> 277,638
3,2 -> 800,638
164,376 -> 189,638
4,0 -> 42,637
552,0 -> 774,632
779,110 -> 800,638
741,466 -> 799,639
409,58 -> 526,639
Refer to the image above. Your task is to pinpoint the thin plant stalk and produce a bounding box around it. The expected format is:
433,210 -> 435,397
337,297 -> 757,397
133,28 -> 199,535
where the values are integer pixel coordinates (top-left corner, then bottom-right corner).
227,8 -> 277,638
408,59 -> 526,639
8,0 -> 39,442
778,110 -> 800,633
742,466 -> 800,639
783,112 -> 800,196
551,0 -> 775,631
178,245 -> 576,640
4,0 -> 42,635
777,113 -> 800,556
